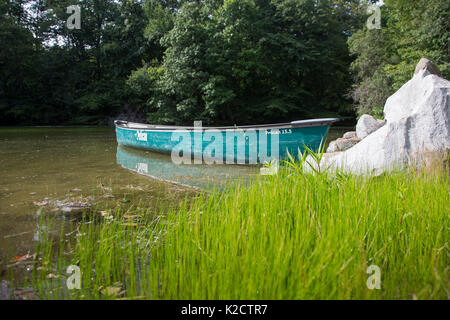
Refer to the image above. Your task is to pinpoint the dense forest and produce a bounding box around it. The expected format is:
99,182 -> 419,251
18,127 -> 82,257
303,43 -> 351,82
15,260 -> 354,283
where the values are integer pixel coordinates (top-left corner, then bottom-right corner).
0,0 -> 448,126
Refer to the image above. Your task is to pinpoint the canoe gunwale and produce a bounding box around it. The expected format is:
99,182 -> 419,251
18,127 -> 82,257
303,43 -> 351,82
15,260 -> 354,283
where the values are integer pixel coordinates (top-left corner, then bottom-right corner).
114,118 -> 339,131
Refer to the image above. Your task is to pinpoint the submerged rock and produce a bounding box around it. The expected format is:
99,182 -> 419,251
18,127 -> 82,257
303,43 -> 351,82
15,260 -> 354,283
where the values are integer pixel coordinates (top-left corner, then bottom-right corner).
313,58 -> 450,175
34,199 -> 92,215
0,280 -> 37,300
54,201 -> 91,213
0,280 -> 9,300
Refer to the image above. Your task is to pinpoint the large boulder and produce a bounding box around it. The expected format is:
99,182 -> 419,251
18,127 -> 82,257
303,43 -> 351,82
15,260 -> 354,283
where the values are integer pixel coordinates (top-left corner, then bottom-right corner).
311,59 -> 450,175
356,114 -> 386,139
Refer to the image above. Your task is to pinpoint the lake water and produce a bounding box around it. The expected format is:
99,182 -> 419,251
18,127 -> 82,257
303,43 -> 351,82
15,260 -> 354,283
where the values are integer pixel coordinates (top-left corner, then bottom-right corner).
0,126 -> 349,277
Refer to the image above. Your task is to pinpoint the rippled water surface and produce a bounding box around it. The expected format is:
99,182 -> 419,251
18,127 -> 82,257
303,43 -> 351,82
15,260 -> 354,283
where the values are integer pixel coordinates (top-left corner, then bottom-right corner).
0,126 -> 350,277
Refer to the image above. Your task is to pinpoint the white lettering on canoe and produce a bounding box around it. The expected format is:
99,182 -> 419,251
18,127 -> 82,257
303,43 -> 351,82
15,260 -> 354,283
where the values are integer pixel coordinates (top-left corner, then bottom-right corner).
266,129 -> 292,135
136,131 -> 147,142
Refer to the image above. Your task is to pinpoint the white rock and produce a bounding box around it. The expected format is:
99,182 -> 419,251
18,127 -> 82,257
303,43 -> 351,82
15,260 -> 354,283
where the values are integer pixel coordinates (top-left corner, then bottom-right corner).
356,114 -> 386,139
310,62 -> 450,175
326,140 -> 339,153
326,138 -> 360,153
343,131 -> 357,139
414,58 -> 441,77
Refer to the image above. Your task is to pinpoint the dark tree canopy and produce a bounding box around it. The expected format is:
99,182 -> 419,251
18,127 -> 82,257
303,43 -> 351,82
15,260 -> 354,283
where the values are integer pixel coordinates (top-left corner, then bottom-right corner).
0,0 -> 446,125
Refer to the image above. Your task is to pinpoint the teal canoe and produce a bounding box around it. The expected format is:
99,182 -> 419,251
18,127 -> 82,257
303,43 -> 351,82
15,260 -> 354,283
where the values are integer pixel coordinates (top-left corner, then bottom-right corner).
115,119 -> 339,165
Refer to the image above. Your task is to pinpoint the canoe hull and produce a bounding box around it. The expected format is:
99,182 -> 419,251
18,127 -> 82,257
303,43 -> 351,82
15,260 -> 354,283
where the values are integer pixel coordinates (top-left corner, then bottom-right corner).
115,119 -> 338,164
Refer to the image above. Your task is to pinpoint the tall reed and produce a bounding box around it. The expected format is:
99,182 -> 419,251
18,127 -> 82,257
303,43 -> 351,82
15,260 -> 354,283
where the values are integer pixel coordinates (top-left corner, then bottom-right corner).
17,157 -> 449,300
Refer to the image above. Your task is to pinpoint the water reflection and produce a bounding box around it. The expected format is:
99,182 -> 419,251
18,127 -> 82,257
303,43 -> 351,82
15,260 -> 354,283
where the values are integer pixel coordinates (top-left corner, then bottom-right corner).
0,126 -> 349,284
116,146 -> 259,190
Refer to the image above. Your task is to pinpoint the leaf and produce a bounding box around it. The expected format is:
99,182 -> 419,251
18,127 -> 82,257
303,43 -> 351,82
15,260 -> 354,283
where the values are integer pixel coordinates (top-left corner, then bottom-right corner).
101,286 -> 122,297
33,201 -> 48,207
403,212 -> 412,219
123,215 -> 139,219
286,149 -> 296,165
12,254 -> 32,263
121,223 -> 138,227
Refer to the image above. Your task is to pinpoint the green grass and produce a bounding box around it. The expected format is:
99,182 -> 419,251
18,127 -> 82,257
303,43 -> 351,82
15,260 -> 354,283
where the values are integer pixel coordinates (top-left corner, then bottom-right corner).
13,162 -> 449,300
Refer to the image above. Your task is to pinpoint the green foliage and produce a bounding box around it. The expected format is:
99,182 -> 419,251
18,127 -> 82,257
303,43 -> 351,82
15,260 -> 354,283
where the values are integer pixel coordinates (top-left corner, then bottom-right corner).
22,166 -> 449,299
348,22 -> 395,116
384,0 -> 449,90
349,0 -> 450,116
1,0 -> 446,125
146,0 -> 363,125
0,0 -> 149,125
127,63 -> 163,109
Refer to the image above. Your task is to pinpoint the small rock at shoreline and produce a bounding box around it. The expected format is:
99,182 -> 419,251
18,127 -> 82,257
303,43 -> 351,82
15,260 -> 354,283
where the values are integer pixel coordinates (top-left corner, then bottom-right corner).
327,137 -> 360,153
343,131 -> 357,139
356,114 -> 386,140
